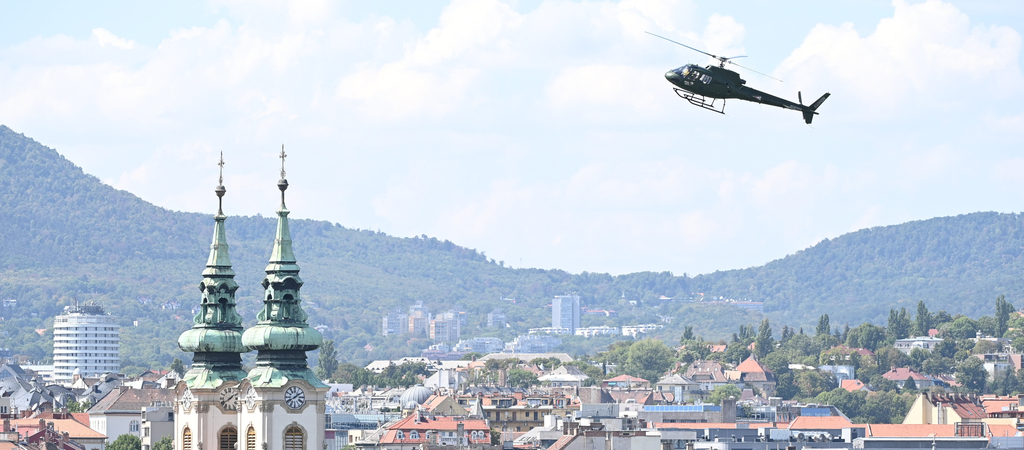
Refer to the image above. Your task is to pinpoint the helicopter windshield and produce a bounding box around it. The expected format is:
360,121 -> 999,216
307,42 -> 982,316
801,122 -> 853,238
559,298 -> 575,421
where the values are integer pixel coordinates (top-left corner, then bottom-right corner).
675,65 -> 699,80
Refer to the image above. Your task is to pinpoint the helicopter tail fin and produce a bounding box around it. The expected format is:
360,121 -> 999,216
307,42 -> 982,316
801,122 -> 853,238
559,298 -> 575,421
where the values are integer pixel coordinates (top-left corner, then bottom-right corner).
802,92 -> 830,124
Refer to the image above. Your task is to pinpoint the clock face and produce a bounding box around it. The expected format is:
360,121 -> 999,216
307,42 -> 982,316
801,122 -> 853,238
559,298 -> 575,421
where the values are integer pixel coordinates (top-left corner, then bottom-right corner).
181,389 -> 193,411
219,386 -> 239,410
245,387 -> 257,410
284,386 -> 305,409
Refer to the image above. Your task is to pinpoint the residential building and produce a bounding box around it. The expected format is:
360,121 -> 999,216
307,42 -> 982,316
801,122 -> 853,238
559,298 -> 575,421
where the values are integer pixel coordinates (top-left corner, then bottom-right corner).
140,403 -> 175,450
574,326 -> 619,337
882,368 -> 935,389
904,392 -> 986,424
506,335 -> 562,353
382,310 -> 408,337
11,412 -> 108,450
88,387 -> 174,443
894,336 -> 943,355
454,338 -> 505,354
655,374 -> 702,403
408,302 -> 431,337
603,375 -> 650,390
974,353 -> 1024,379
621,324 -> 663,337
725,356 -> 777,397
372,413 -> 490,450
529,327 -> 571,335
53,303 -> 120,386
684,361 -> 729,391
429,317 -> 460,342
552,295 -> 581,334
487,309 -> 506,328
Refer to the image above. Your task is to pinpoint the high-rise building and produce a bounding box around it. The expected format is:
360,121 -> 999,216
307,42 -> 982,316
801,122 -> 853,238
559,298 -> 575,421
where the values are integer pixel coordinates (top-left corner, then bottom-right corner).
429,317 -> 460,342
382,310 -> 407,336
487,309 -> 506,328
551,295 -> 581,334
53,303 -> 120,385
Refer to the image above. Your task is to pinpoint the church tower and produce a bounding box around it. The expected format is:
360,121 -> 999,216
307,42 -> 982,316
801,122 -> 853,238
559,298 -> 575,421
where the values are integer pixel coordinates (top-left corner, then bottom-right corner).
239,147 -> 328,450
176,154 -> 248,450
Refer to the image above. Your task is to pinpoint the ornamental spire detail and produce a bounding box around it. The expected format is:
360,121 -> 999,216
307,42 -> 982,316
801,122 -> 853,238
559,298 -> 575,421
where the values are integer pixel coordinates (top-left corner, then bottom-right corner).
177,154 -> 248,389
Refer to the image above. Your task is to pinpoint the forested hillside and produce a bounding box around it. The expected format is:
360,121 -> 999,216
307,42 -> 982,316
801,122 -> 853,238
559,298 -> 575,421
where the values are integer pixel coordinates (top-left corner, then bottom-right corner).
0,124 -> 1021,374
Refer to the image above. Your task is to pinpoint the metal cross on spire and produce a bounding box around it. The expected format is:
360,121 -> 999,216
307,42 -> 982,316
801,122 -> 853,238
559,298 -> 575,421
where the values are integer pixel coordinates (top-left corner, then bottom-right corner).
218,151 -> 225,186
279,144 -> 287,180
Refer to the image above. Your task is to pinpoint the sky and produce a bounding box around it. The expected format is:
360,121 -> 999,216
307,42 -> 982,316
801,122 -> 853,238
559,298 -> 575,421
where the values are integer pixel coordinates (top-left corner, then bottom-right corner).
1,0 -> 1022,277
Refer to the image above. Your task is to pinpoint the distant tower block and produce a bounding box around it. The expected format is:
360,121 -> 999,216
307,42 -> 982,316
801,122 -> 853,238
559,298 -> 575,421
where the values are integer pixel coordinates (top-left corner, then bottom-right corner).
552,295 -> 581,334
53,304 -> 120,386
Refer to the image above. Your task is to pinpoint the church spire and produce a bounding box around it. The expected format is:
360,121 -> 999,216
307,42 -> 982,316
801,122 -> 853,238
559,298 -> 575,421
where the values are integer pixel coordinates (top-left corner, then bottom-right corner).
241,147 -> 325,388
178,152 -> 248,389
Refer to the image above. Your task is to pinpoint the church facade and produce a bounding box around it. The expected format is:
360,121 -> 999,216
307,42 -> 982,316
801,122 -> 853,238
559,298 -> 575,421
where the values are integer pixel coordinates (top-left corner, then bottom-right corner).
175,152 -> 328,450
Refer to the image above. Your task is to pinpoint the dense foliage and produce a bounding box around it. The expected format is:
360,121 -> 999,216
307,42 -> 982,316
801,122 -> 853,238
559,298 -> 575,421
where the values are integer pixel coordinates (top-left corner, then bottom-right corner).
4,124 -> 1024,372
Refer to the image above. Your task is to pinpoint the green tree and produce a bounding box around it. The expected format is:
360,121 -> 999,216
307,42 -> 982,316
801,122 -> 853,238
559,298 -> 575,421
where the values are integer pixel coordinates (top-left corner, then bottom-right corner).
108,434 -> 142,450
816,314 -> 831,337
315,340 -> 338,381
461,352 -> 484,361
997,295 -> 1016,337
754,319 -> 774,359
152,436 -> 173,450
623,339 -> 675,382
169,358 -> 185,378
682,326 -> 694,341
709,384 -> 742,405
887,308 -> 912,340
903,376 -> 917,391
67,400 -> 92,413
954,357 -> 987,393
846,323 -> 886,351
506,368 -> 538,388
914,301 -> 931,337
792,370 -> 837,399
944,316 -> 979,340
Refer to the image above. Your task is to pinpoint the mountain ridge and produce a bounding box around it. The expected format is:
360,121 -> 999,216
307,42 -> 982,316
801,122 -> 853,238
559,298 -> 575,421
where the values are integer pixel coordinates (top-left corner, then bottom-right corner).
1,124 -> 1021,371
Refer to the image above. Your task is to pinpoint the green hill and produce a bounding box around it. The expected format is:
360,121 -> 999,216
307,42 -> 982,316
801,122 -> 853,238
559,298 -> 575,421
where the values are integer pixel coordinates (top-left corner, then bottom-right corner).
0,124 -> 1020,373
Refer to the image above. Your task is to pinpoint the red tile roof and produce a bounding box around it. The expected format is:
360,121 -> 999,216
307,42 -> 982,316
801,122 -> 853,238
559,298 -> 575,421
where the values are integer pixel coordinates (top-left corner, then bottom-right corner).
736,356 -> 770,374
604,375 -> 649,383
841,379 -> 868,392
11,418 -> 106,440
882,368 -> 929,381
379,415 -> 489,445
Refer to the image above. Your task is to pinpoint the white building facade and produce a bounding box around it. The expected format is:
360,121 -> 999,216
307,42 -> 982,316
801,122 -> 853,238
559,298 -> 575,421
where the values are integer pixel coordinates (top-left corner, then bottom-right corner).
551,295 -> 581,334
53,304 -> 120,386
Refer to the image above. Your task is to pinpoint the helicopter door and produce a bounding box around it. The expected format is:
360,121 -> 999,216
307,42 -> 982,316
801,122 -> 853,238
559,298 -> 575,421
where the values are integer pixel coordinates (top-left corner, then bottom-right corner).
700,74 -> 712,84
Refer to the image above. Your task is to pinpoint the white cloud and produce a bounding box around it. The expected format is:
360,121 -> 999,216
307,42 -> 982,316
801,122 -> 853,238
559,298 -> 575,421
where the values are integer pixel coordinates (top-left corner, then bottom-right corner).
92,28 -> 136,49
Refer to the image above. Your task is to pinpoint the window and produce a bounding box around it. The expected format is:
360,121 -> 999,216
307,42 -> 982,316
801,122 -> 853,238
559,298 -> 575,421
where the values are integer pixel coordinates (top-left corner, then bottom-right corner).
220,427 -> 237,450
410,431 -> 419,440
396,431 -> 405,440
183,427 -> 192,450
129,421 -> 140,433
247,427 -> 256,450
284,426 -> 304,450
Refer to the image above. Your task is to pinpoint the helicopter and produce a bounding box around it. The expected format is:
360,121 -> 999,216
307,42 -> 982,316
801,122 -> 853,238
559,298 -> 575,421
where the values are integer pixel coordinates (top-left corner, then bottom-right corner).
647,32 -> 830,124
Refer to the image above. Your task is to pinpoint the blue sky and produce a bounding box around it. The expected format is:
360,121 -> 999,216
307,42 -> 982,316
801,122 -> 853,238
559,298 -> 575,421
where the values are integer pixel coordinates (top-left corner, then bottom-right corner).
1,0 -> 1022,276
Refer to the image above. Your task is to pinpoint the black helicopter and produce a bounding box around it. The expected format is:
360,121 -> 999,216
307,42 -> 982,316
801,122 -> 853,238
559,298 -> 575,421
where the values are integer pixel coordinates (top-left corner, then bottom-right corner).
648,32 -> 829,124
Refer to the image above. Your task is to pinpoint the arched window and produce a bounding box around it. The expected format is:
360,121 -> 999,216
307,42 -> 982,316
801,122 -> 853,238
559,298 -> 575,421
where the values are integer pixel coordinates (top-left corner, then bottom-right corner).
396,430 -> 405,440
284,426 -> 304,450
183,427 -> 193,450
246,427 -> 257,450
129,420 -> 140,433
220,427 -> 238,450
410,431 -> 419,440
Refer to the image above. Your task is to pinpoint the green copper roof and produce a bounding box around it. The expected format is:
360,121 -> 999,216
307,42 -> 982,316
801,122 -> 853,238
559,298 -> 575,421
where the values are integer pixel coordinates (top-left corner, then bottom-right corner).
242,169 -> 325,388
178,169 -> 248,389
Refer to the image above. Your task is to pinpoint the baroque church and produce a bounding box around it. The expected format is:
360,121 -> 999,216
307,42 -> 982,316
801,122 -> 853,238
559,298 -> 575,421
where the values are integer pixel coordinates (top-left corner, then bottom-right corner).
175,151 -> 328,450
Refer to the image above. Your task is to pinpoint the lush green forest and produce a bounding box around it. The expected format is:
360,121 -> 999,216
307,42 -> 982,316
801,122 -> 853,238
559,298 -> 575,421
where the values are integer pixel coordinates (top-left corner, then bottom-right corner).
1,124 -> 1023,374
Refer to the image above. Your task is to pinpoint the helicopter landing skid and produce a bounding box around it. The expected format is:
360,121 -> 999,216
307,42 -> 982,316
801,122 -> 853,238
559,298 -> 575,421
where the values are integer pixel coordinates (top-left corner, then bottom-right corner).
674,89 -> 725,114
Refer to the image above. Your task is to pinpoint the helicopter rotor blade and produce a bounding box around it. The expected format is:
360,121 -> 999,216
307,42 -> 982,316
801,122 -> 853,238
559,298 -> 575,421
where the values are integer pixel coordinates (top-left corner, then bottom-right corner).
724,59 -> 783,82
645,31 -> 720,60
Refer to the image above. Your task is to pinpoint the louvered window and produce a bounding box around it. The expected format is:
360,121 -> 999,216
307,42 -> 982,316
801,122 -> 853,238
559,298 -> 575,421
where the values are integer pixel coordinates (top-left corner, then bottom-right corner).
284,426 -> 304,450
183,428 -> 192,450
247,427 -> 256,450
220,427 -> 237,450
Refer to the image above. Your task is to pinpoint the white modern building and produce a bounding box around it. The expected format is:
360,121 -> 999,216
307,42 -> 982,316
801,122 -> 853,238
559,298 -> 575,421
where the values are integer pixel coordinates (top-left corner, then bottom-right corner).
53,304 -> 120,386
575,326 -> 619,337
552,295 -> 581,334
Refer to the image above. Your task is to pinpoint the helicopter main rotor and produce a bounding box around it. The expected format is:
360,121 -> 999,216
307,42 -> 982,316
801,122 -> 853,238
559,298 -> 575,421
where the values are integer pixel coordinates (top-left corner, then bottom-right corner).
646,31 -> 781,82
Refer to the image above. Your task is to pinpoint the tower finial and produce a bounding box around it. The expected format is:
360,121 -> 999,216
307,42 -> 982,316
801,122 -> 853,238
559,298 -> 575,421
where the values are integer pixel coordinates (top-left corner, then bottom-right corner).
215,152 -> 226,215
279,144 -> 287,181
277,145 -> 289,207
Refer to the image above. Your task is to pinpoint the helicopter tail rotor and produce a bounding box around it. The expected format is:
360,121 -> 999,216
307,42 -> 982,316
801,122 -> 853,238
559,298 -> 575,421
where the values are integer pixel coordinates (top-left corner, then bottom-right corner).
801,92 -> 831,124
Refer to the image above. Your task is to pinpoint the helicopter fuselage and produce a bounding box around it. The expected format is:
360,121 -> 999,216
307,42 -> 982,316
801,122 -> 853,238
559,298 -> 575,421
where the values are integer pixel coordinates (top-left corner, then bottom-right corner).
664,64 -> 804,112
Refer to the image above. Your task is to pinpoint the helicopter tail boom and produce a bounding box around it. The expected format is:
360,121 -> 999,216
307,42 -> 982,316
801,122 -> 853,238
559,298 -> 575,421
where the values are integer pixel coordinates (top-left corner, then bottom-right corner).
801,92 -> 830,124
